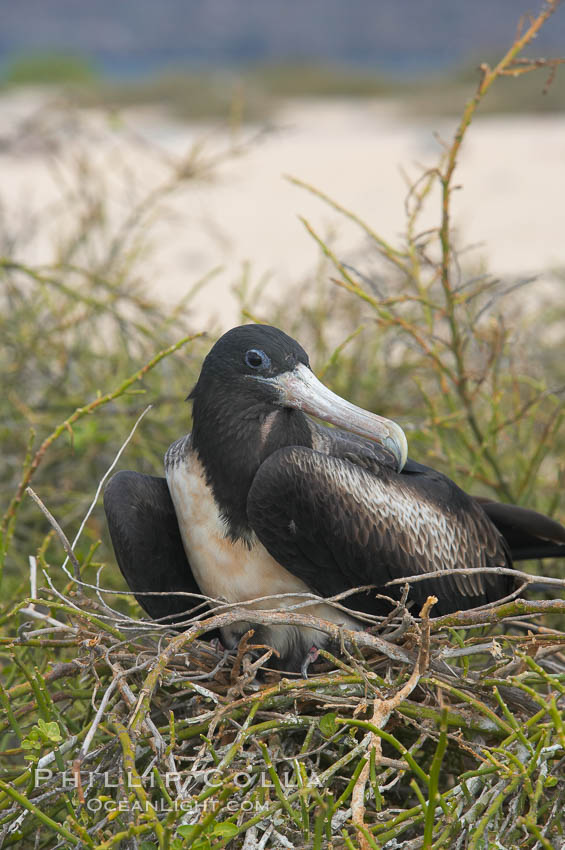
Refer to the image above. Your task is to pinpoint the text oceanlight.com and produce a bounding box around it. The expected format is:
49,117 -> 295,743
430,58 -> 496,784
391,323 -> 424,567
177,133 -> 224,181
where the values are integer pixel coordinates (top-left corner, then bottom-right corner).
85,798 -> 268,813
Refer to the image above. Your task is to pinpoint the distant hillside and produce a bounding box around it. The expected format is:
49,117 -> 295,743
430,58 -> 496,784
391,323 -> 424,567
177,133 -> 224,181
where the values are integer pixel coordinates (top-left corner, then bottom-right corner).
2,0 -> 565,76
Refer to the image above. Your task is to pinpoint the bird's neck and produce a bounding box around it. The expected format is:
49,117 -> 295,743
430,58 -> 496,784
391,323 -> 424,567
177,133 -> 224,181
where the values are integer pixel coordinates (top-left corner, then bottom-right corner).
191,395 -> 312,541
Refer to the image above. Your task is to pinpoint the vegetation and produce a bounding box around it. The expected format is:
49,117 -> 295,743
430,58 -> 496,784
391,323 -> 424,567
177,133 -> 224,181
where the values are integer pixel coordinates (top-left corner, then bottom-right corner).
2,50 -> 564,122
3,51 -> 98,86
0,1 -> 564,848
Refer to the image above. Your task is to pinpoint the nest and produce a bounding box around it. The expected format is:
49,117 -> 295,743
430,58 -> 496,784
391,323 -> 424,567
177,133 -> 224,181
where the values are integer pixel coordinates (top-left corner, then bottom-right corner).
1,559 -> 564,850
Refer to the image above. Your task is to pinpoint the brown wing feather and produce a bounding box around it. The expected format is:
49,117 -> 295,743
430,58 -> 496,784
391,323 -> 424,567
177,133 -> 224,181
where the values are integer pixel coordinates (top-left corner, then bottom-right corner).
247,446 -> 514,616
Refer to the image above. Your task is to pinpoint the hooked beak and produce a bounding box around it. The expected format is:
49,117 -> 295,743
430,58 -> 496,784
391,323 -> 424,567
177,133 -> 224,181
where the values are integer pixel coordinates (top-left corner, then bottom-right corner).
257,363 -> 408,471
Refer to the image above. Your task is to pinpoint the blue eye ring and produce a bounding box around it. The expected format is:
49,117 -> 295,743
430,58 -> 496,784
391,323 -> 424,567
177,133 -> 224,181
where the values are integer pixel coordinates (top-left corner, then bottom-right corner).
245,348 -> 271,370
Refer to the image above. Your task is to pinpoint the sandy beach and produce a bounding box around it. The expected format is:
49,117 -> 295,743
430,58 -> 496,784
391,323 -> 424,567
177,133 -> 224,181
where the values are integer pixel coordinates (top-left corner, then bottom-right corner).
1,91 -> 563,328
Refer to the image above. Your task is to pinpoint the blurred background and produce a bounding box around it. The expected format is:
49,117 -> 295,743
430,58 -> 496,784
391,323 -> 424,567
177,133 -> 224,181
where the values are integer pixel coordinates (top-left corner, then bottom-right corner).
2,0 -> 565,589
1,0 -> 564,328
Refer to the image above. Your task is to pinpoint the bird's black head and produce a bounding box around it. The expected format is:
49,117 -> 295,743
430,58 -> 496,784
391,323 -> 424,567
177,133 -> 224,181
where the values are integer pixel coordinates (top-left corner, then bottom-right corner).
188,324 -> 310,406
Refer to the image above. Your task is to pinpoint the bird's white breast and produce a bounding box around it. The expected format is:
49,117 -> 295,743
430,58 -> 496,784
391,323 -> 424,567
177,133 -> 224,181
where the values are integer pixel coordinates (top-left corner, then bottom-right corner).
165,438 -> 360,637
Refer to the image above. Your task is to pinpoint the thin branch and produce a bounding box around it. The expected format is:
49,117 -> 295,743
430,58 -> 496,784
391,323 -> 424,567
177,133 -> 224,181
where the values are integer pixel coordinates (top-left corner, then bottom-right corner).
26,487 -> 81,580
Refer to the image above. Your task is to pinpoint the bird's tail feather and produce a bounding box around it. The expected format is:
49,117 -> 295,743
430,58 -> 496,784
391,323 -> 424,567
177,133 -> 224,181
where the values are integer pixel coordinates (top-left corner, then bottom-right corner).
476,498 -> 565,562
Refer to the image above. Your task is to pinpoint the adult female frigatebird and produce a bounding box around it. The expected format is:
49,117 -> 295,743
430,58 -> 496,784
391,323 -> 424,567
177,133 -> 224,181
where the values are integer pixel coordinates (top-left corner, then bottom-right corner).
104,324 -> 565,672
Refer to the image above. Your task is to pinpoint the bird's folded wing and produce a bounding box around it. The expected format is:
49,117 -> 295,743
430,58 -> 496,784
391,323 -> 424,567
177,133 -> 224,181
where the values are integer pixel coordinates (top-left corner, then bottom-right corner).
104,470 -> 203,625
247,447 -> 512,616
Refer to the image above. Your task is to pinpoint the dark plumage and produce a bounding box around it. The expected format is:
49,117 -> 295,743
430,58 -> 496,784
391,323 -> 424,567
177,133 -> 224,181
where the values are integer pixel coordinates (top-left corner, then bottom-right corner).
104,324 -> 565,672
103,472 -> 205,625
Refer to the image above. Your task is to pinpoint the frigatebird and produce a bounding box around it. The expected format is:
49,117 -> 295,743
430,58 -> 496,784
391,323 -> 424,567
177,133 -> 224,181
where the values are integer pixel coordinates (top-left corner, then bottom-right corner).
104,324 -> 565,672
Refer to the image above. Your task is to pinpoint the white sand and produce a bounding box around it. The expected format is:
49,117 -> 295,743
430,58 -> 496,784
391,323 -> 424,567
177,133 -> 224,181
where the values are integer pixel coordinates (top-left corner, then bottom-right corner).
1,91 -> 563,329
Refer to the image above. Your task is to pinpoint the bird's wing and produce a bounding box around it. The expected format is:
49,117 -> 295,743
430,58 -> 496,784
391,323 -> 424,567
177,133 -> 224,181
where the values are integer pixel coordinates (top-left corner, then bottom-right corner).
475,497 -> 565,561
104,470 -> 204,625
310,421 -> 402,475
247,446 -> 513,616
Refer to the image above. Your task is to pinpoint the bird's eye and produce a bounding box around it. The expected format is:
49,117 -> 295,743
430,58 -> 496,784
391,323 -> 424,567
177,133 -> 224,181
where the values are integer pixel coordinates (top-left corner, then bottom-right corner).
245,348 -> 270,370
